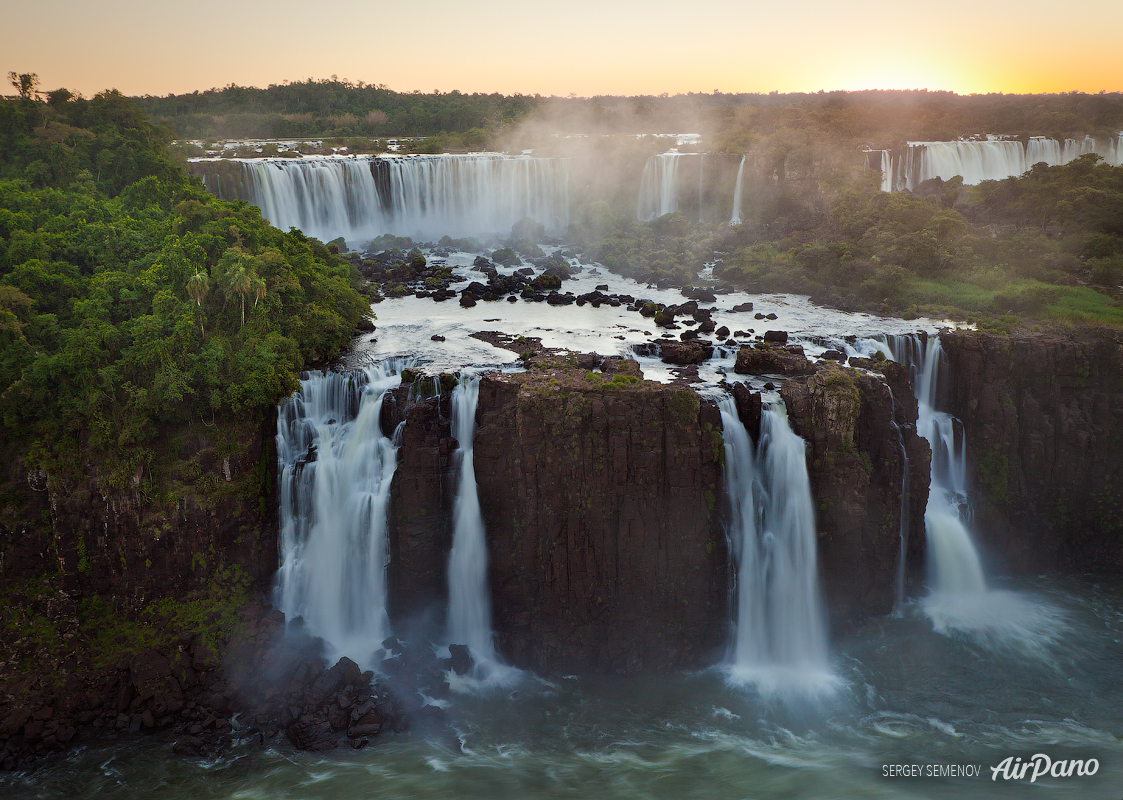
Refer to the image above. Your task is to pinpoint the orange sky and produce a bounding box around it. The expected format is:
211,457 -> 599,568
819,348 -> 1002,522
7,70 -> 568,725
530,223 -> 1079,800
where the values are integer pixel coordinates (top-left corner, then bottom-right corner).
3,0 -> 1121,98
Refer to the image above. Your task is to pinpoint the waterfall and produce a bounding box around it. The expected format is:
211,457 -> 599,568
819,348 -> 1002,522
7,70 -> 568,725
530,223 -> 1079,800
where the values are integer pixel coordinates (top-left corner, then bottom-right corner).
888,335 -> 1062,651
191,154 -> 570,245
912,337 -> 987,595
275,362 -> 406,665
698,154 -> 705,223
636,153 -> 684,221
887,133 -> 1123,191
719,397 -> 835,696
447,372 -> 496,662
863,149 -> 892,192
730,155 -> 746,224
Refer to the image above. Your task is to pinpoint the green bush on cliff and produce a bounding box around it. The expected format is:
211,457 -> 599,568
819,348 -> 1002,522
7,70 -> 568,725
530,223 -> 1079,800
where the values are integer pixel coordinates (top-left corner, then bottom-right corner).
0,91 -> 368,486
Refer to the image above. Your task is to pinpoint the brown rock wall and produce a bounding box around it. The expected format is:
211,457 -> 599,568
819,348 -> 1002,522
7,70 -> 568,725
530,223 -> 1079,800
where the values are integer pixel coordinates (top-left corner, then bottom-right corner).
940,329 -> 1123,573
471,367 -> 729,674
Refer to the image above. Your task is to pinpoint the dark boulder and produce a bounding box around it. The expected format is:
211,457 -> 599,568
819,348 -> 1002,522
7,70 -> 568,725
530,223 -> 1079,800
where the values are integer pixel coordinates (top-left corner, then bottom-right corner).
448,644 -> 474,676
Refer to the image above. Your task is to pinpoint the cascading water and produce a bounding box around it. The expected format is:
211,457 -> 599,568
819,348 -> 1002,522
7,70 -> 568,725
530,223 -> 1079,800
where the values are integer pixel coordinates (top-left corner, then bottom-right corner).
446,372 -> 496,663
192,154 -> 570,244
719,397 -> 835,696
730,155 -> 746,224
697,154 -> 704,223
636,152 -> 684,221
885,133 -> 1123,191
907,335 -> 987,596
863,149 -> 893,192
275,362 -> 406,665
889,334 -> 1063,653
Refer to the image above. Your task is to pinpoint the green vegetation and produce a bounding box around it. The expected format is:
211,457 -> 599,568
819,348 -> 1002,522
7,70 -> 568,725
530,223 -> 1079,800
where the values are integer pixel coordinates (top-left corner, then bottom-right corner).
711,153 -> 1123,326
578,150 -> 1123,328
80,565 -> 252,669
135,79 -> 538,142
576,207 -> 715,286
0,86 -> 368,488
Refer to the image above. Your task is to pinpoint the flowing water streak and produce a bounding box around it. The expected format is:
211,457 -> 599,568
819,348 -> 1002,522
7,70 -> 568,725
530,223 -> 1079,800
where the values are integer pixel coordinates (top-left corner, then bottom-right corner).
636,153 -> 684,221
863,150 -> 892,192
698,154 -> 704,222
275,362 -> 407,665
447,372 -> 496,662
719,398 -> 835,697
192,154 -> 570,244
889,335 -> 1063,653
730,155 -> 746,224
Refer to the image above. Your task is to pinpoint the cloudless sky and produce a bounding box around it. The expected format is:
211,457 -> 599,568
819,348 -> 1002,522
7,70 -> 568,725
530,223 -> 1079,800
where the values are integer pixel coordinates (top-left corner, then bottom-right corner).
3,0 -> 1122,97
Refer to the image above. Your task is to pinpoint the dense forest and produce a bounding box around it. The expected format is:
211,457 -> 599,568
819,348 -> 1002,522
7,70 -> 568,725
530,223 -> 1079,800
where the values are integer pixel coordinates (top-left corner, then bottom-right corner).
0,86 -> 369,489
131,79 -> 1123,150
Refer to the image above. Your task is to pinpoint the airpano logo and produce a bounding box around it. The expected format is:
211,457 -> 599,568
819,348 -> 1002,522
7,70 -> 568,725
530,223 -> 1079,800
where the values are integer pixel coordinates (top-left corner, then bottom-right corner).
990,753 -> 1099,782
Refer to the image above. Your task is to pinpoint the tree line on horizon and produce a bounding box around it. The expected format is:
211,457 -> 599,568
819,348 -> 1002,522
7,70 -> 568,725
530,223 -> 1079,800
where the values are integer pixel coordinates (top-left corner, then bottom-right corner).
123,78 -> 1123,148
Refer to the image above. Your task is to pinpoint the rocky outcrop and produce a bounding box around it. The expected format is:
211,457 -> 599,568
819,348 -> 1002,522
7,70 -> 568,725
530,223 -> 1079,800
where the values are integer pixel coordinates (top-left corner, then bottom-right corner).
781,363 -> 930,628
734,343 -> 816,376
940,329 -> 1123,573
472,360 -> 729,674
0,597 -> 442,770
382,379 -> 457,627
1,416 -> 278,607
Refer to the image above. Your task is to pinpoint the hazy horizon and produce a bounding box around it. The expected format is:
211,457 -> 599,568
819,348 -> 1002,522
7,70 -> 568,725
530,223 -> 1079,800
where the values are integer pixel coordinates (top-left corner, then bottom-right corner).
4,0 -> 1122,99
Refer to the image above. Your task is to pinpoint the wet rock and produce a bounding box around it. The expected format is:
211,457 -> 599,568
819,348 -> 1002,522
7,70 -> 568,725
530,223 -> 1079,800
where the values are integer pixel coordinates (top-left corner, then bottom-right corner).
431,334 -> 446,342
470,367 -> 727,674
731,383 -> 762,443
782,363 -> 929,629
940,328 -> 1123,573
732,302 -> 754,312
763,330 -> 788,344
733,345 -> 814,376
285,719 -> 338,752
448,644 -> 474,676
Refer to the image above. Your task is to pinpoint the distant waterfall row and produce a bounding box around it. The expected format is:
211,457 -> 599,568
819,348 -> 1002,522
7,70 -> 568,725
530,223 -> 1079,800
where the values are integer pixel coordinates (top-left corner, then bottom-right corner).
867,133 -> 1123,191
192,154 -> 570,245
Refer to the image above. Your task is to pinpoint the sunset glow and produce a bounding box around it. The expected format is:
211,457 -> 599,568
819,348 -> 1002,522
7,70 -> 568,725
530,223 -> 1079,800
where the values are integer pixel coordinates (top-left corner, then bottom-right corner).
3,0 -> 1121,97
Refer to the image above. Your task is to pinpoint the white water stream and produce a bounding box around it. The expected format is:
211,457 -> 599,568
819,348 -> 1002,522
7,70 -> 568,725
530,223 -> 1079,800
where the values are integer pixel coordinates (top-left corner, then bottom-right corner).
720,398 -> 836,697
274,362 -> 407,666
446,372 -> 497,664
730,155 -> 746,224
890,335 -> 1063,654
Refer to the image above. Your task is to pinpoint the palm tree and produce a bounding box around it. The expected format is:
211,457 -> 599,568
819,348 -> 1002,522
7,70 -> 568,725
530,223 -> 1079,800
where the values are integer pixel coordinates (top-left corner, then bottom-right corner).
228,265 -> 253,327
186,271 -> 209,335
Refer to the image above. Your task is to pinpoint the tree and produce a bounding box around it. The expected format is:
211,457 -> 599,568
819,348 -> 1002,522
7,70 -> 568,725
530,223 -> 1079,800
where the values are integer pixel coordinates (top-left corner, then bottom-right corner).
7,72 -> 39,100
227,264 -> 254,327
186,271 -> 210,334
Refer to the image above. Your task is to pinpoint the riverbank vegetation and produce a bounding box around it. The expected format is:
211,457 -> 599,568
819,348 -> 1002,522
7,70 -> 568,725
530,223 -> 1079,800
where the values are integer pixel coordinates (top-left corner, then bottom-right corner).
571,153 -> 1122,328
0,87 -> 369,488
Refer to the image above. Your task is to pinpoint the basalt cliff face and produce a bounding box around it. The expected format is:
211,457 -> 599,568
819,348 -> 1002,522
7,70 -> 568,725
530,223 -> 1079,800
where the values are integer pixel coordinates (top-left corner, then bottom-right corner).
940,329 -> 1123,573
780,361 -> 930,628
382,385 -> 457,627
472,362 -> 729,675
0,417 -> 278,604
